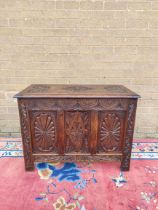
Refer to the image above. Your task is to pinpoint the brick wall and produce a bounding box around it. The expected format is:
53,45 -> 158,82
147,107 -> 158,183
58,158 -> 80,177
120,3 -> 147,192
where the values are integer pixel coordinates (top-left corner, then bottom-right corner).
0,0 -> 158,138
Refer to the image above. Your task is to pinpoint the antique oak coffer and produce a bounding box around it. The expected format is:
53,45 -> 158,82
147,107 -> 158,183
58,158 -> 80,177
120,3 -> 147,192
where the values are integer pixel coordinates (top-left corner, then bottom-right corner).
14,84 -> 140,171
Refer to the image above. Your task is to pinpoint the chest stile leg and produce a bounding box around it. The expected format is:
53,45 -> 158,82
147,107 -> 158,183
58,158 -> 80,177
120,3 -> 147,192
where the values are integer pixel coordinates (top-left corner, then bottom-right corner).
18,99 -> 34,171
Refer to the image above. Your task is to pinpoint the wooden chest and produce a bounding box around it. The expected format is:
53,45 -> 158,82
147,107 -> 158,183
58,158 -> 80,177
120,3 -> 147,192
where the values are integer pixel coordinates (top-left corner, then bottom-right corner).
14,84 -> 140,171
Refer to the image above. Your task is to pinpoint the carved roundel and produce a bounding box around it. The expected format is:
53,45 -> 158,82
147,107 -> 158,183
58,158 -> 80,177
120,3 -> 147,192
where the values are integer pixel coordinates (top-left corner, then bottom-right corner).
58,99 -> 77,109
27,85 -> 50,93
64,85 -> 92,92
80,99 -> 98,109
100,113 -> 121,152
99,99 -> 119,109
33,113 -> 56,152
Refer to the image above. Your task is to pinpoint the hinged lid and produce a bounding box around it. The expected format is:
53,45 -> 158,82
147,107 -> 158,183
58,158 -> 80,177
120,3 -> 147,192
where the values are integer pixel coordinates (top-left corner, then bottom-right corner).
14,84 -> 140,99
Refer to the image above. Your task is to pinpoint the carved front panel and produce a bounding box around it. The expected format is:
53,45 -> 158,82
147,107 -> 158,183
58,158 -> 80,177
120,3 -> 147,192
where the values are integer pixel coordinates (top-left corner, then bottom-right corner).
98,111 -> 125,152
30,111 -> 57,153
65,111 -> 90,153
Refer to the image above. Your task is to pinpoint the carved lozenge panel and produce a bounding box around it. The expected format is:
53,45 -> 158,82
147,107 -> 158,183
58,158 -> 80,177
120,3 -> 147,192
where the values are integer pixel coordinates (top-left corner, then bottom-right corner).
65,111 -> 90,153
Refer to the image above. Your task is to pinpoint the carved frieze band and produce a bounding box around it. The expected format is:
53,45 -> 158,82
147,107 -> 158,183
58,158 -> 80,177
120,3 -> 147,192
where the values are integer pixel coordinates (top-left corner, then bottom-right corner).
122,100 -> 137,169
28,98 -> 128,111
19,101 -> 33,167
